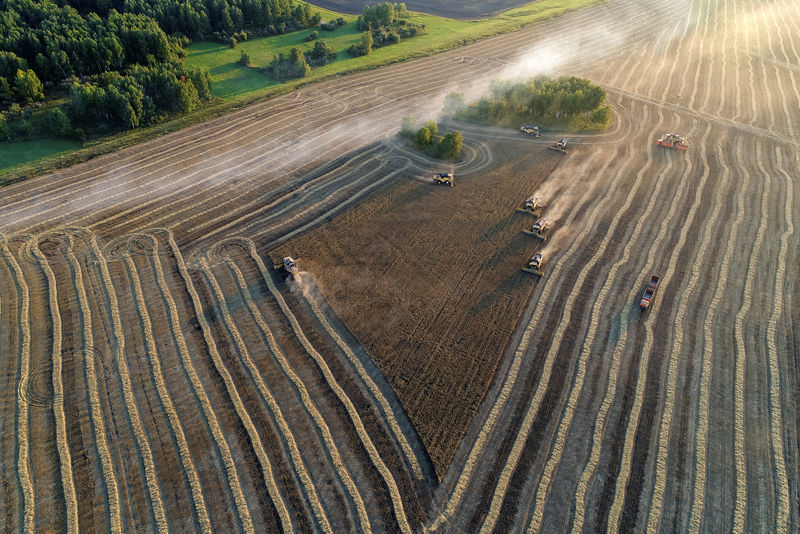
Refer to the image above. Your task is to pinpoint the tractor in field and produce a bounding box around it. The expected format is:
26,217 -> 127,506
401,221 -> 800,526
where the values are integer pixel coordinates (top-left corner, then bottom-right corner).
433,172 -> 455,187
521,125 -> 541,137
516,196 -> 542,216
656,133 -> 688,150
275,256 -> 299,275
523,218 -> 548,240
548,138 -> 568,154
521,253 -> 544,276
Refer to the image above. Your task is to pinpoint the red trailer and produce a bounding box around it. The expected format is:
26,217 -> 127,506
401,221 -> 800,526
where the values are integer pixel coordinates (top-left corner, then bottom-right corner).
640,275 -> 660,311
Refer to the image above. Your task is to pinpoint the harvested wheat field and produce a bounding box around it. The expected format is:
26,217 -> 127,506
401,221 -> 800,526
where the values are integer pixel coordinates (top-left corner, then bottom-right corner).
1,0 -> 799,531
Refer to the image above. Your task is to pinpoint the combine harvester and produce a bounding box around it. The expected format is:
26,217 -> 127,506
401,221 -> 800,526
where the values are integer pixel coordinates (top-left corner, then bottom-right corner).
433,172 -> 455,187
521,253 -> 544,276
656,133 -> 688,151
640,274 -> 660,311
520,125 -> 541,137
275,256 -> 299,275
523,218 -> 549,241
548,138 -> 568,154
516,196 -> 542,217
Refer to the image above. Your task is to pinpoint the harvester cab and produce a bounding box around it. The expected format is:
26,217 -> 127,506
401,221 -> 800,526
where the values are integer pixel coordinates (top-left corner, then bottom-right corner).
523,218 -> 548,240
656,133 -> 688,151
275,256 -> 299,275
521,125 -> 541,137
548,138 -> 568,154
516,196 -> 542,216
521,253 -> 544,276
433,173 -> 455,187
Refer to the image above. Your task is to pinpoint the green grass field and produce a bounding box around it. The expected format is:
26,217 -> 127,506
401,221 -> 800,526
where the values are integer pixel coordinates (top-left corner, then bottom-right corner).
187,0 -> 603,99
1,0 -> 603,180
0,139 -> 81,171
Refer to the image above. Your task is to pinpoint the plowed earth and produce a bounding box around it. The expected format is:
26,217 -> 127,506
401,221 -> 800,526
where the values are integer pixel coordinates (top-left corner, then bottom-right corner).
1,0 -> 798,531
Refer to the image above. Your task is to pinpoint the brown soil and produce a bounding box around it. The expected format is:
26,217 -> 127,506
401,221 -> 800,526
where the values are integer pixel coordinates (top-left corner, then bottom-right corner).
274,141 -> 563,476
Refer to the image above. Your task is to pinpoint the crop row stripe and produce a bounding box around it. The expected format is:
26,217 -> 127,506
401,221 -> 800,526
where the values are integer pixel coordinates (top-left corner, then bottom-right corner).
221,256 -> 334,533
688,136 -> 746,533
30,241 -> 79,534
88,235 -> 170,533
766,148 -> 793,534
292,266 -> 425,480
150,230 -> 257,533
730,141 -> 770,532
245,240 -> 414,533
2,243 -> 36,533
166,230 -> 283,534
197,258 -> 297,532
644,121 -> 714,533
65,235 -> 123,534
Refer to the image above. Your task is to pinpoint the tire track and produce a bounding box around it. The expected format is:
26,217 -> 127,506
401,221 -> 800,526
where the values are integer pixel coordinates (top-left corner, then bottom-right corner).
1,241 -> 35,534
244,240 -> 413,533
121,244 -> 215,533
87,235 -> 169,533
29,239 -> 79,534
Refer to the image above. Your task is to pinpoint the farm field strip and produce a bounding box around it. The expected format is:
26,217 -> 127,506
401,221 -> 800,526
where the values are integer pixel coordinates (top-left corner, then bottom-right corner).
596,3 -> 710,529
2,0 -> 671,238
427,120 -> 635,530
242,240 -> 413,533
583,4 -> 715,527
477,9 -> 685,527
28,240 -> 79,533
766,148 -> 794,534
523,11 -> 697,531
214,254 -> 334,533
88,235 -> 170,533
1,241 -> 35,533
147,229 -> 260,533
731,142 -> 773,532
120,241 -> 216,532
1,0 -> 798,530
196,257 -> 303,533
294,271 -> 426,482
63,231 -> 123,534
167,230 -> 292,533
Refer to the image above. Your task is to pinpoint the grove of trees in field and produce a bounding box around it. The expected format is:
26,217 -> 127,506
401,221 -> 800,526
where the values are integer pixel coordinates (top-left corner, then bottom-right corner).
401,116 -> 463,160
448,75 -> 612,129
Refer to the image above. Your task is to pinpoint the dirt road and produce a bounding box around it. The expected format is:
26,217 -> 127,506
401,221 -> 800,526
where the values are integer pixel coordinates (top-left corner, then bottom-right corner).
0,0 -> 797,531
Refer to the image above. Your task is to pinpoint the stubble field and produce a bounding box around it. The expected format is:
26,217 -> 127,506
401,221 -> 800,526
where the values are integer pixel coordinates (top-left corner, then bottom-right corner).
0,0 -> 798,531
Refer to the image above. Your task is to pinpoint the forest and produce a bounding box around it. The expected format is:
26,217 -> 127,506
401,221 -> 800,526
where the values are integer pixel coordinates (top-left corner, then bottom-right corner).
0,0 -> 318,139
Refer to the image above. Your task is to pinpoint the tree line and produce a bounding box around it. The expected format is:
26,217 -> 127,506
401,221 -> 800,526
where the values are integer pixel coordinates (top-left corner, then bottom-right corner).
0,0 -> 320,141
445,75 -> 611,129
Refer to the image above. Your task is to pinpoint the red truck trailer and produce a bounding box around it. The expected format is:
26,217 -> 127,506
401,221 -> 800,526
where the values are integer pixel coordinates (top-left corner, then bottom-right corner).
640,275 -> 660,311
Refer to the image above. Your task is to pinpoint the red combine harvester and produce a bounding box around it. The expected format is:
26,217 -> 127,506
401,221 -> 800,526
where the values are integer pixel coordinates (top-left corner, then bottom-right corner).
656,133 -> 688,151
640,275 -> 660,311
